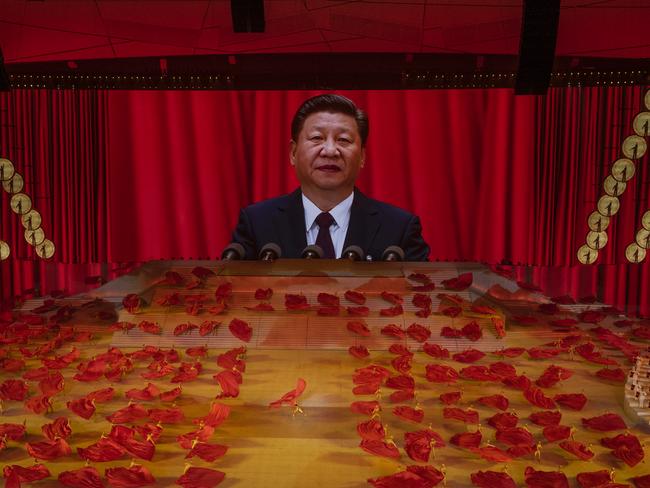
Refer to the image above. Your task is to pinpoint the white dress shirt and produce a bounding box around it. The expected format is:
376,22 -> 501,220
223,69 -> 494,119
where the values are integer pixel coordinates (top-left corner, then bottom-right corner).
303,192 -> 354,259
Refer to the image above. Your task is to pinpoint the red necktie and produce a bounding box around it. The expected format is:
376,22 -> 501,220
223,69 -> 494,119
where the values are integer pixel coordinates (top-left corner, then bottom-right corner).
315,212 -> 336,259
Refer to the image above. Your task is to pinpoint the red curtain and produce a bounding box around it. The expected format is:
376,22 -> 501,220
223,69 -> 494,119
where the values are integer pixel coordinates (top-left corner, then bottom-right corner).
1,89 -> 108,301
529,86 -> 650,314
1,87 -> 649,315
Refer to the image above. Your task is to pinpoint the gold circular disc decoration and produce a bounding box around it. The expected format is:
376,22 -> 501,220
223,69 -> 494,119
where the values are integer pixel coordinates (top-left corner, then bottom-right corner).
586,230 -> 608,250
603,175 -> 626,197
21,209 -> 42,231
626,243 -> 646,263
645,89 -> 650,110
25,227 -> 45,246
611,158 -> 635,182
588,211 -> 610,232
577,244 -> 598,264
0,241 -> 9,261
636,228 -> 650,249
35,239 -> 55,259
622,135 -> 647,160
643,210 -> 650,231
0,158 -> 15,182
597,195 -> 620,217
10,193 -> 32,215
633,111 -> 650,137
2,172 -> 24,194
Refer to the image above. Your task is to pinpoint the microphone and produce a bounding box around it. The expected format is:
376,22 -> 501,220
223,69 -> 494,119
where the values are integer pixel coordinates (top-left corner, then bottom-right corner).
221,242 -> 245,261
258,243 -> 281,261
301,244 -> 324,259
382,245 -> 405,262
341,245 -> 364,261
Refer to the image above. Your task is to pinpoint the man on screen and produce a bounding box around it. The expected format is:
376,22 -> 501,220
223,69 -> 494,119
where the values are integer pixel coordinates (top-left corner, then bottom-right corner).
230,94 -> 430,261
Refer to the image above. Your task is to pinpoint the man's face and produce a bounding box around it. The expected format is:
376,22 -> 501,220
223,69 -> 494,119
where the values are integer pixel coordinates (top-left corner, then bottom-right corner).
290,111 -> 365,198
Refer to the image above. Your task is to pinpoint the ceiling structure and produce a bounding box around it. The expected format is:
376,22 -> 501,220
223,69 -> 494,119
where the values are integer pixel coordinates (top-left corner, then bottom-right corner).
0,0 -> 648,63
0,0 -> 648,90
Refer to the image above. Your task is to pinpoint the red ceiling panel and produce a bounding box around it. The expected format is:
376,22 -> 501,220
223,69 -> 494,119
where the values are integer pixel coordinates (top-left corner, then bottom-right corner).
0,0 -> 648,63
556,5 -> 650,57
1,24 -> 111,62
104,19 -> 202,48
97,1 -> 209,30
110,41 -> 196,59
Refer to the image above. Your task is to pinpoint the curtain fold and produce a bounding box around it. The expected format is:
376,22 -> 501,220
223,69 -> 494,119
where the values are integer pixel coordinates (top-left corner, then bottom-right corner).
1,87 -> 648,315
1,89 -> 108,301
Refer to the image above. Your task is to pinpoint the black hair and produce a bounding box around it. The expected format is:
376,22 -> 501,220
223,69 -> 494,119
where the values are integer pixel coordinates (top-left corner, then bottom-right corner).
290,94 -> 369,146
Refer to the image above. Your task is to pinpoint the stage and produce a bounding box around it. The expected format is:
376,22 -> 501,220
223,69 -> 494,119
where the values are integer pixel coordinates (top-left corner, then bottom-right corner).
1,260 -> 649,487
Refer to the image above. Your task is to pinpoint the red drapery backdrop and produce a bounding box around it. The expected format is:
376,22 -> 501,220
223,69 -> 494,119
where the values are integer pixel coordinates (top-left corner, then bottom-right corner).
0,89 -> 109,299
105,90 -> 537,262
1,87 -> 648,315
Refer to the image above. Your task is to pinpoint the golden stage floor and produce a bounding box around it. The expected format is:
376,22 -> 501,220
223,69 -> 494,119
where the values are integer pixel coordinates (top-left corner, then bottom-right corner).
2,261 -> 649,487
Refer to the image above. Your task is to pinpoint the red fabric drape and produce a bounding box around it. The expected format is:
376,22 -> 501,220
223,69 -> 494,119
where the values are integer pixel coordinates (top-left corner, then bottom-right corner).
1,87 -> 648,315
1,89 -> 108,300
529,87 -> 650,314
533,86 -> 647,266
106,91 -> 251,261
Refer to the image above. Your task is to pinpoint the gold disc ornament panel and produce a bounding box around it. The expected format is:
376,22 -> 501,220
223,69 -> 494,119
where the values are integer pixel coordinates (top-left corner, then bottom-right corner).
636,229 -> 650,249
36,239 -> 55,259
0,158 -> 15,182
577,244 -> 598,264
21,209 -> 42,231
626,243 -> 646,263
10,193 -> 32,215
35,239 -> 55,259
25,227 -> 45,246
597,195 -> 620,217
588,211 -> 610,232
643,210 -> 650,231
603,175 -> 626,197
622,135 -> 647,160
611,158 -> 635,182
586,230 -> 608,250
633,111 -> 650,137
2,172 -> 24,194
0,240 -> 9,261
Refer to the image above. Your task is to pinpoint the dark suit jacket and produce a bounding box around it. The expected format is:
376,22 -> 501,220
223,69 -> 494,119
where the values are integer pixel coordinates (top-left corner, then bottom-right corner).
231,188 -> 430,261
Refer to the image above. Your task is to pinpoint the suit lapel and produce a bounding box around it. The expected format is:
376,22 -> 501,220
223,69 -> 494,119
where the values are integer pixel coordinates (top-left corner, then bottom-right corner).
344,188 -> 381,254
274,188 -> 307,258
